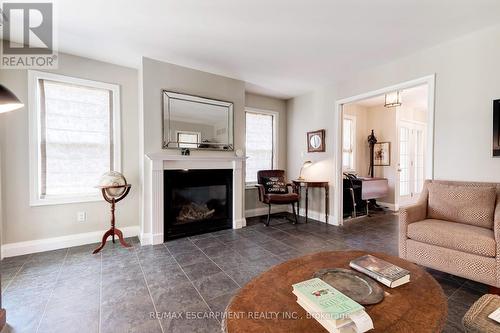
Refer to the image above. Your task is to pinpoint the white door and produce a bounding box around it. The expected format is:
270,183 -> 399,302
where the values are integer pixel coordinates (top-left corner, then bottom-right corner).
398,121 -> 426,207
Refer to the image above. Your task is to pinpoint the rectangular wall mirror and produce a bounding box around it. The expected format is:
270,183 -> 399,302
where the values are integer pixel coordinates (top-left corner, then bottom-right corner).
162,91 -> 234,150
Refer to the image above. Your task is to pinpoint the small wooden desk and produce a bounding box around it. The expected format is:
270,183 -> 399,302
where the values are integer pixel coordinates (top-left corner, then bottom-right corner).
292,180 -> 329,223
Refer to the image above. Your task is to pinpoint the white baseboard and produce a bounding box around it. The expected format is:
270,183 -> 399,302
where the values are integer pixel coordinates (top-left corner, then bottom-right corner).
139,233 -> 152,246
284,206 -> 337,225
234,218 -> 247,228
151,233 -> 164,245
245,206 -> 288,218
1,226 -> 140,258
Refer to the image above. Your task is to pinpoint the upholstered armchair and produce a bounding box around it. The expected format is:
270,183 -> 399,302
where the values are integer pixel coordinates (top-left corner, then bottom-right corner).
256,170 -> 300,226
399,180 -> 500,289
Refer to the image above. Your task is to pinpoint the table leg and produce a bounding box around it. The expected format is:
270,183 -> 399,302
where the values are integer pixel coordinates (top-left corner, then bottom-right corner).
325,185 -> 329,224
297,187 -> 300,221
305,186 -> 309,223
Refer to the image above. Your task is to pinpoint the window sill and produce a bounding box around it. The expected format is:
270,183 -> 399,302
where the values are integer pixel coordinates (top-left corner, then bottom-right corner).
30,195 -> 104,207
245,183 -> 258,190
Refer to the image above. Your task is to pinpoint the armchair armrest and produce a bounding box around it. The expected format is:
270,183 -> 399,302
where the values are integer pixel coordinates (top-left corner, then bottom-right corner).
400,202 -> 427,227
286,183 -> 299,194
495,198 -> 500,287
255,184 -> 265,202
399,201 -> 427,258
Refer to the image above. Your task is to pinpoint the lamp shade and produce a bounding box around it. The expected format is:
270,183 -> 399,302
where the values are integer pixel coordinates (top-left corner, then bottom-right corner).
0,85 -> 24,113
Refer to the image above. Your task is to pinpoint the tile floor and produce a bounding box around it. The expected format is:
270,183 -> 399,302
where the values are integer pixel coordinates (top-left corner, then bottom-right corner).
1,213 -> 487,332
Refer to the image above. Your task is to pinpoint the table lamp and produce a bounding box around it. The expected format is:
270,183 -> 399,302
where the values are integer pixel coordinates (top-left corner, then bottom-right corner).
297,160 -> 313,180
0,84 -> 23,331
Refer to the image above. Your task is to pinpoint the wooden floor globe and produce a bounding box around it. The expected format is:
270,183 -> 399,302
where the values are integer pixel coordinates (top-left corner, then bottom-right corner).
93,171 -> 132,254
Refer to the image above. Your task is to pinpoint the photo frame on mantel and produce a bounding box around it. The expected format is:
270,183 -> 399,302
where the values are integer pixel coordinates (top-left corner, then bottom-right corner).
307,129 -> 326,152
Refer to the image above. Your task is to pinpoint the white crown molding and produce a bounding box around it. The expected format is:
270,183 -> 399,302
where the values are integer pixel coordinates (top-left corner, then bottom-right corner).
1,226 -> 139,258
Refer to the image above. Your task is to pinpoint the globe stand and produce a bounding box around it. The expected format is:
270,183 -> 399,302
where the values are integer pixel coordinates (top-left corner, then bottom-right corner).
93,184 -> 132,254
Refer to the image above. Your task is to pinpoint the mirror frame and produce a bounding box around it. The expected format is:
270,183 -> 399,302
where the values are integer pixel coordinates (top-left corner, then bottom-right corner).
162,90 -> 234,151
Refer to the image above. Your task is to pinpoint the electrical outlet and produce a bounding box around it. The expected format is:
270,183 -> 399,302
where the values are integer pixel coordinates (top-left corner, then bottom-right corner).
77,211 -> 87,222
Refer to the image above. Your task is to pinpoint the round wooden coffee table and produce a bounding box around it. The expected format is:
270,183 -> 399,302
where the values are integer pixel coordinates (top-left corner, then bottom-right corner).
224,250 -> 447,333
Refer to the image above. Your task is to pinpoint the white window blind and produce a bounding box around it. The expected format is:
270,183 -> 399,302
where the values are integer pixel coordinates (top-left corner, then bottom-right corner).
245,112 -> 275,184
29,71 -> 120,205
40,80 -> 113,197
343,117 -> 355,171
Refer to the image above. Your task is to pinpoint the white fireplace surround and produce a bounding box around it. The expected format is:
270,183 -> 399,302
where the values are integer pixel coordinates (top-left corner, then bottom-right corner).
142,152 -> 246,245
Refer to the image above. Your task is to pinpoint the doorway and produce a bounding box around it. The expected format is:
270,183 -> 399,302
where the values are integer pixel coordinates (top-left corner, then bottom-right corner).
398,120 -> 426,207
334,75 -> 435,226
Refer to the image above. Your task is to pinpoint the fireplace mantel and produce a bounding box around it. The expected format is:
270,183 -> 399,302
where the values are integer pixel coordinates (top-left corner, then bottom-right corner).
146,152 -> 247,162
142,152 -> 246,245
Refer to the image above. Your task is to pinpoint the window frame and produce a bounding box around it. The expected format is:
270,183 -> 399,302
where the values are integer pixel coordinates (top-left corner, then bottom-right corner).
28,70 -> 121,206
176,130 -> 201,148
342,114 -> 356,172
244,107 -> 279,187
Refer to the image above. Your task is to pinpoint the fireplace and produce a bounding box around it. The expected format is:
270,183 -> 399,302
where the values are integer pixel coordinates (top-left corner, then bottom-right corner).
164,169 -> 233,240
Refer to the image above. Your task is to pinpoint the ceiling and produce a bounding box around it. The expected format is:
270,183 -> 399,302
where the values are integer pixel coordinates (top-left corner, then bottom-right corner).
355,84 -> 428,110
8,0 -> 500,98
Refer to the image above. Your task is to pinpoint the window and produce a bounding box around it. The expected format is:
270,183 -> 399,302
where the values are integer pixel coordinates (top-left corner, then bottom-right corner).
177,131 -> 200,148
245,109 -> 278,184
342,115 -> 356,171
29,71 -> 120,205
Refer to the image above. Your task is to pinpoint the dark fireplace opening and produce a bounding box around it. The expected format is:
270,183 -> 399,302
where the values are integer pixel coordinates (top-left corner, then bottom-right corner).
164,169 -> 232,241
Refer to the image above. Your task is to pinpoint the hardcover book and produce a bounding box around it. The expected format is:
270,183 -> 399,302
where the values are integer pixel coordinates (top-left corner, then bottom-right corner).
292,278 -> 364,320
349,255 -> 410,288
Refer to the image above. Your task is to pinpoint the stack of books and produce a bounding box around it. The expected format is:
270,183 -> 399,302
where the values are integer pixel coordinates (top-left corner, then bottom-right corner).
292,278 -> 374,333
349,255 -> 410,288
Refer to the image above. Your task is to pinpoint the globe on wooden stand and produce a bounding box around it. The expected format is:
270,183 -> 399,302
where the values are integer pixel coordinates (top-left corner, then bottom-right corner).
93,171 -> 132,254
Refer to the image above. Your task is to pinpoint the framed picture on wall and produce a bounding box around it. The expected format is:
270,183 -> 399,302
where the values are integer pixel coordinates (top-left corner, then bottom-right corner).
373,142 -> 391,166
307,129 -> 326,152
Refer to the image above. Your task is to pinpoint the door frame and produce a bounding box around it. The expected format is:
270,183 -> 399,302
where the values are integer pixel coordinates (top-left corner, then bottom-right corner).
333,74 -> 435,226
396,119 -> 427,209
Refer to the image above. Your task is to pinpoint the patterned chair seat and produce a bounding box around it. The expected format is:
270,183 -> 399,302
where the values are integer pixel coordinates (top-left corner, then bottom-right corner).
407,219 -> 496,258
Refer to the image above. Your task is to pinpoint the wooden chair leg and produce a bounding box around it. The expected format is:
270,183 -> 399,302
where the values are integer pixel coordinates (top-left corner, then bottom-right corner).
266,204 -> 271,226
291,202 -> 298,224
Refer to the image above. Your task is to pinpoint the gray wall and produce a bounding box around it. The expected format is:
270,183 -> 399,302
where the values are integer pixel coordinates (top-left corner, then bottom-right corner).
0,53 -> 140,244
140,57 -> 246,235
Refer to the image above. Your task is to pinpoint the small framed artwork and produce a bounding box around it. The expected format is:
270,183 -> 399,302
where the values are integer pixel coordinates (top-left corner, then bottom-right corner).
374,142 -> 391,166
307,129 -> 325,152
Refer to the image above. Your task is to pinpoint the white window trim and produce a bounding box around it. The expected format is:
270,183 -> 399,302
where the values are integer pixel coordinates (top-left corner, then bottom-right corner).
175,130 -> 201,148
343,114 -> 356,172
28,70 -> 121,206
244,107 -> 279,187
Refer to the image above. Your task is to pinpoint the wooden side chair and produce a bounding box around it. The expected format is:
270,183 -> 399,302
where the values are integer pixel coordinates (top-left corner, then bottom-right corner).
256,170 -> 300,226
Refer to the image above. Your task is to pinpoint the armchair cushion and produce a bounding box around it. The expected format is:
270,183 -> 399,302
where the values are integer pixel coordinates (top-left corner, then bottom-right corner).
264,193 -> 299,204
427,183 -> 496,229
262,176 -> 289,194
407,219 -> 496,258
